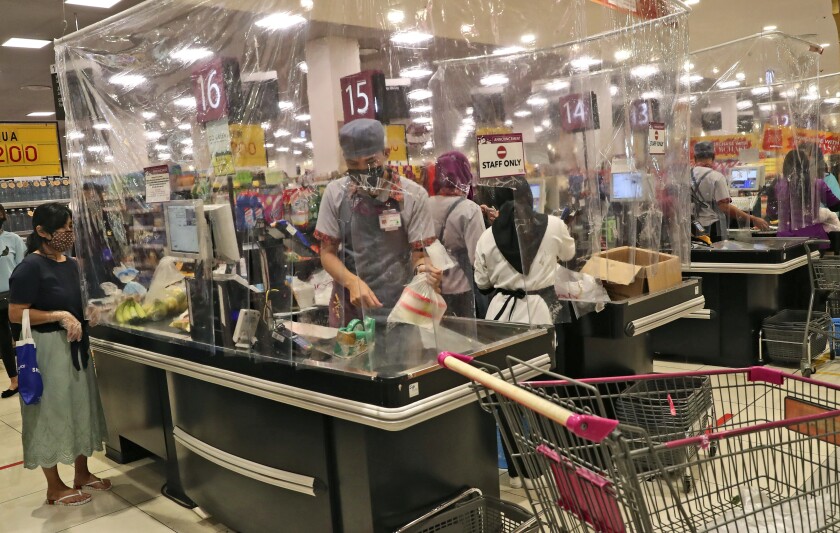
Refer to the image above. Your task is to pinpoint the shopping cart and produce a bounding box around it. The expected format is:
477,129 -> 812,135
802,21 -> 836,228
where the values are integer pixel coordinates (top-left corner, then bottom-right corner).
439,352 -> 840,533
395,488 -> 538,533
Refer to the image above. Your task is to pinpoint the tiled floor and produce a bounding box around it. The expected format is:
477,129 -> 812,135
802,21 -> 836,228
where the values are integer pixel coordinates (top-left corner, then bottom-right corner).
1,355 -> 839,531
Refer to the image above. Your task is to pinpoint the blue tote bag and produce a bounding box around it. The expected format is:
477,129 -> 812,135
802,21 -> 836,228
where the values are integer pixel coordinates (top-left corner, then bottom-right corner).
16,309 -> 42,405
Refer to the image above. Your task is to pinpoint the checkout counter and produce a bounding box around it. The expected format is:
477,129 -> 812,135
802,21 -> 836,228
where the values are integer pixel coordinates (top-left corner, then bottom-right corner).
651,238 -> 814,367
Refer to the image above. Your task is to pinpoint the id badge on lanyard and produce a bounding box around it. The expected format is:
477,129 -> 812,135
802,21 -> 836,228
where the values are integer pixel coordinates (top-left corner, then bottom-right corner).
379,209 -> 402,232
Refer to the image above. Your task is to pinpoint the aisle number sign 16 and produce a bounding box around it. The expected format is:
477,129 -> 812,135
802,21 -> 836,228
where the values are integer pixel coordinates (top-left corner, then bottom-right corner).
340,70 -> 386,123
191,57 -> 242,123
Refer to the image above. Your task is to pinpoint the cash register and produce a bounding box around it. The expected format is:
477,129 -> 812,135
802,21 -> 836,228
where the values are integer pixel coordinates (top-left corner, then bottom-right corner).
729,165 -> 765,213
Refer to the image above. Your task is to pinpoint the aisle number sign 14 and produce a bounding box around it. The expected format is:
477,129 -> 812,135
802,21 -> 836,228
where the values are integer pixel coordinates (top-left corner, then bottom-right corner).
477,133 -> 526,179
0,123 -> 62,178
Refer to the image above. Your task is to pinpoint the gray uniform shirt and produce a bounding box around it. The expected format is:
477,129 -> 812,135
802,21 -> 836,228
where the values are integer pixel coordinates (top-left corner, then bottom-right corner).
428,196 -> 485,295
691,166 -> 730,228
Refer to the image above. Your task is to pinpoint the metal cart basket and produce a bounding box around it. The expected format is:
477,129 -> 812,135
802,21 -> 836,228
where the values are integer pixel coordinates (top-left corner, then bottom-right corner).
439,352 -> 840,533
395,488 -> 538,533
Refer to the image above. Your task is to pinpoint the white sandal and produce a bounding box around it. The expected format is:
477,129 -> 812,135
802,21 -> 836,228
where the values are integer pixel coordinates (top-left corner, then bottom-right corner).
46,490 -> 91,507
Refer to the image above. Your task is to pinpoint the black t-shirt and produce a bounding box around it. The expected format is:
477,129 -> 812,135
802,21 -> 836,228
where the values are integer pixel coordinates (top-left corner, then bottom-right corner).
9,254 -> 84,333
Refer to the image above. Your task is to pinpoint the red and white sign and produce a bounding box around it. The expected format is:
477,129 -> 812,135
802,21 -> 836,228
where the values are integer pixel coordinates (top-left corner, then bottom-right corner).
477,133 -> 525,179
340,70 -> 385,123
648,122 -> 666,155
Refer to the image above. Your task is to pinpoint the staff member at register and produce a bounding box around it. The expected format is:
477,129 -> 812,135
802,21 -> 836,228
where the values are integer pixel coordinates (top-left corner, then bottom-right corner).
314,119 -> 440,327
691,141 -> 769,242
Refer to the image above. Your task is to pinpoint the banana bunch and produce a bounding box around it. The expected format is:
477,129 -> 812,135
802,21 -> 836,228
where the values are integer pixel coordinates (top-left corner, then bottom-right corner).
114,299 -> 148,325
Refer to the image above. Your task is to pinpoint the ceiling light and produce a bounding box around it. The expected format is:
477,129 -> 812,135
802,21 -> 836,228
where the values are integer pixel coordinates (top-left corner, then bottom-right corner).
534,126 -> 544,133
2,38 -> 51,49
142,111 -> 156,119
527,96 -> 548,107
751,87 -> 771,96
86,146 -> 107,153
717,80 -> 741,89
802,93 -> 820,101
387,10 -> 405,24
480,74 -> 508,87
460,24 -> 474,34
423,141 -> 434,150
631,64 -> 659,79
570,57 -> 601,70
390,30 -> 434,46
264,143 -> 275,148
712,67 -> 720,74
685,0 -> 700,5
293,150 -> 303,155
494,46 -> 525,56
261,122 -> 271,130
542,119 -> 551,128
413,116 -> 433,124
174,97 -> 197,108
159,153 -> 172,161
256,12 -> 307,31
736,100 -> 754,110
821,43 -> 831,48
278,147 -> 290,152
170,47 -> 213,63
680,74 -> 703,85
735,72 -> 746,81
305,141 -> 314,148
292,138 -> 306,144
68,152 -> 83,158
410,105 -> 432,113
614,49 -> 632,62
274,129 -> 291,138
297,62 -> 308,73
278,100 -> 295,110
65,0 -> 122,7
145,131 -> 163,140
763,25 -> 777,32
154,144 -> 168,151
400,66 -> 433,79
504,119 -> 513,127
610,85 -> 619,96
408,89 -> 433,100
67,131 -> 84,140
92,122 -> 111,130
521,34 -> 536,45
26,111 -> 55,117
544,79 -> 570,91
683,61 -> 694,71
109,73 -> 146,87
180,138 -> 193,146
466,107 -> 473,115
642,90 -> 662,99
182,147 -> 193,156
825,98 -> 840,105
514,110 -> 532,118
178,123 -> 191,131
295,113 -> 310,121
759,104 -> 774,111
104,155 -> 115,162
300,0 -> 313,10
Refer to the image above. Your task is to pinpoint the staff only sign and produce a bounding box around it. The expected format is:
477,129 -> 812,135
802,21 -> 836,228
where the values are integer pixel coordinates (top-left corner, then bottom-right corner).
476,133 -> 526,179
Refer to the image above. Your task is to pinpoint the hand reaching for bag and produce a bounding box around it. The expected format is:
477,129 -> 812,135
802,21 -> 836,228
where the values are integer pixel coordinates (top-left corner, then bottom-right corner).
58,312 -> 83,343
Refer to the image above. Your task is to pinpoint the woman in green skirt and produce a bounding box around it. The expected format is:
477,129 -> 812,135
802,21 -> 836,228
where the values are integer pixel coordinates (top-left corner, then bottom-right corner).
8,203 -> 109,507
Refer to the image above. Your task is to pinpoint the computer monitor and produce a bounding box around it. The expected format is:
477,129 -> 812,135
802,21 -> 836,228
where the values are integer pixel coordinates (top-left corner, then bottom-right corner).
164,200 -> 209,261
527,178 -> 546,213
611,172 -> 644,202
204,203 -> 241,263
730,165 -> 765,193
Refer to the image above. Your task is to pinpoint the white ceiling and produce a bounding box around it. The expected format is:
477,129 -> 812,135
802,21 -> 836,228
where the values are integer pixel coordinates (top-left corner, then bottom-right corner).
0,0 -> 836,122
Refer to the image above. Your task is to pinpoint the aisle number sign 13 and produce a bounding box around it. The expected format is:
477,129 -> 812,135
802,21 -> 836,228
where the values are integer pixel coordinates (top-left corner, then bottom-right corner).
558,92 -> 600,133
0,123 -> 62,178
340,70 -> 386,123
191,57 -> 242,124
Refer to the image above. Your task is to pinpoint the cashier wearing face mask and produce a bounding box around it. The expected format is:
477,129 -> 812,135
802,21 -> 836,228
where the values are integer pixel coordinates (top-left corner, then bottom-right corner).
315,119 -> 440,327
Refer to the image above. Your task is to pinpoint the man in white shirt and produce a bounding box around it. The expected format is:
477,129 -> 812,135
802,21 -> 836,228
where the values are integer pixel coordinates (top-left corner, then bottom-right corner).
691,142 -> 769,241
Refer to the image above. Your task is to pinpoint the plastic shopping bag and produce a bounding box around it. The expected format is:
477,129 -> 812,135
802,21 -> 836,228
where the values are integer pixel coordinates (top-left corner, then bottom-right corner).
16,309 -> 43,405
554,266 -> 611,318
387,274 -> 447,329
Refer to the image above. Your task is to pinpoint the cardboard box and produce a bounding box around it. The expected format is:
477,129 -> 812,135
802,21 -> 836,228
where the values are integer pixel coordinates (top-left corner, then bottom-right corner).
580,247 -> 682,300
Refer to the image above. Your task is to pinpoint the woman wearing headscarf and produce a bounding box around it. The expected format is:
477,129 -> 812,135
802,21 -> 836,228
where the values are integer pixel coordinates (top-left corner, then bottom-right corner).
428,151 -> 486,318
473,177 -> 576,324
776,149 -> 840,239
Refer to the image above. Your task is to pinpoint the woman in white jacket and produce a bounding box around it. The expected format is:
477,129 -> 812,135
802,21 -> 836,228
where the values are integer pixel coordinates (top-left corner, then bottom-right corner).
474,178 -> 575,325
473,177 -> 575,489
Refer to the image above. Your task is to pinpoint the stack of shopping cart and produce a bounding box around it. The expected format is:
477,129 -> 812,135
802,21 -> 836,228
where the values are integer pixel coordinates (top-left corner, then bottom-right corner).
395,488 -> 537,533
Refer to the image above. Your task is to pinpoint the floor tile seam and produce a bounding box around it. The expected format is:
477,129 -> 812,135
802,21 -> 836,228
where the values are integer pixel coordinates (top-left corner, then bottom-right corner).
53,491 -> 135,532
134,500 -> 180,532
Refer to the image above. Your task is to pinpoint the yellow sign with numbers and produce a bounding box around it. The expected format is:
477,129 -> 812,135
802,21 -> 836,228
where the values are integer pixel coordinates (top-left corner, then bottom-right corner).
229,124 -> 267,169
0,123 -> 62,178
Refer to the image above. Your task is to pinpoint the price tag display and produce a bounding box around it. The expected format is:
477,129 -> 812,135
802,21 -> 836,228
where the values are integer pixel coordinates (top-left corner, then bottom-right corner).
191,57 -> 243,123
340,70 -> 386,123
0,123 -> 62,178
558,92 -> 600,133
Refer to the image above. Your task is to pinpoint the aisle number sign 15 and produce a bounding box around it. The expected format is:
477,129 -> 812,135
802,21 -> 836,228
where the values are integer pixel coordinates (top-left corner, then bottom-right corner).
340,70 -> 386,123
191,57 -> 242,124
0,123 -> 62,178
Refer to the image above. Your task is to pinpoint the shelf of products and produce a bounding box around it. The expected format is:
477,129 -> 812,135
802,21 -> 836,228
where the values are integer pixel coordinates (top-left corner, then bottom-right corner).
0,177 -> 71,204
3,198 -> 71,209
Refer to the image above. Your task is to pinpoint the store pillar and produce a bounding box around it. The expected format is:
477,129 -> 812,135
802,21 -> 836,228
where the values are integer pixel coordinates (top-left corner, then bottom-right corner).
305,37 -> 361,175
